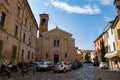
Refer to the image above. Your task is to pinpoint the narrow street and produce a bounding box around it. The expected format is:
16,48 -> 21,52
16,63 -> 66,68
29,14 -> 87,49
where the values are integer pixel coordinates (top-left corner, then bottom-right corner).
1,63 -> 120,80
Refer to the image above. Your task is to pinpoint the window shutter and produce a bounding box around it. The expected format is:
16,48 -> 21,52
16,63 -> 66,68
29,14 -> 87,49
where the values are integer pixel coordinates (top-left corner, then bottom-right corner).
117,29 -> 120,40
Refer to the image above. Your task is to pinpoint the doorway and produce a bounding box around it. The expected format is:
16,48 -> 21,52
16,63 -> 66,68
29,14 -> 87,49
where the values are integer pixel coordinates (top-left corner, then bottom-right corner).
54,54 -> 59,63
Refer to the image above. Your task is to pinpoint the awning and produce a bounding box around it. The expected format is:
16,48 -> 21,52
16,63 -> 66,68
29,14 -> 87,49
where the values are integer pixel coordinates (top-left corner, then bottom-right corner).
104,51 -> 118,59
76,50 -> 81,55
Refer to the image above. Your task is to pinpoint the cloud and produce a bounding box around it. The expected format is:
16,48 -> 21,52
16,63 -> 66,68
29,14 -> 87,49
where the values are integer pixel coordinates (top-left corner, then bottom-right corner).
44,2 -> 49,6
100,0 -> 113,5
84,0 -> 113,6
47,0 -> 101,15
103,16 -> 112,22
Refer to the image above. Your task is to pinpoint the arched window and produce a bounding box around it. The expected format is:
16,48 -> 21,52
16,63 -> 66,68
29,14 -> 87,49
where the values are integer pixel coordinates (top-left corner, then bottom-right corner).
57,40 -> 59,47
42,18 -> 46,26
54,40 -> 56,47
23,33 -> 26,42
54,40 -> 60,47
21,49 -> 24,61
32,52 -> 34,60
28,51 -> 30,60
0,11 -> 6,27
0,40 -> 3,56
65,53 -> 67,59
46,53 -> 48,58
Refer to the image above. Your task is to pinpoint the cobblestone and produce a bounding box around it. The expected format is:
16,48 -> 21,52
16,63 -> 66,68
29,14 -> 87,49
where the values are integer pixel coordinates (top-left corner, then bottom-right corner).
0,63 -> 120,80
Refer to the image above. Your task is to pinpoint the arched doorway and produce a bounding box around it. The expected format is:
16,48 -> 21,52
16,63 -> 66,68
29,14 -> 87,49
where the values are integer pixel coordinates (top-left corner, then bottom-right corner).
54,54 -> 59,63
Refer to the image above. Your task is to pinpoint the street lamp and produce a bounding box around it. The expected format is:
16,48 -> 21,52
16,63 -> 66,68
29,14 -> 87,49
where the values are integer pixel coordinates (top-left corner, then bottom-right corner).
114,0 -> 120,9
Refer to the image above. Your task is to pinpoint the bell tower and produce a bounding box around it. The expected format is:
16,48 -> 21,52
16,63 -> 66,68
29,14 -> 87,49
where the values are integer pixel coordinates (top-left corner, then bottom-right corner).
39,13 -> 49,33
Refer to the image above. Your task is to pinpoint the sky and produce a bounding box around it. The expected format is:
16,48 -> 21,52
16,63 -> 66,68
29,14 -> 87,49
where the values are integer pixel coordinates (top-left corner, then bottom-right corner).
28,0 -> 117,50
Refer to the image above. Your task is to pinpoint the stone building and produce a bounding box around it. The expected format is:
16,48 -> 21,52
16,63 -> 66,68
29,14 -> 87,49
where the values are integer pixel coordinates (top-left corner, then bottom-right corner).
0,0 -> 38,65
36,14 -> 76,63
75,48 -> 83,62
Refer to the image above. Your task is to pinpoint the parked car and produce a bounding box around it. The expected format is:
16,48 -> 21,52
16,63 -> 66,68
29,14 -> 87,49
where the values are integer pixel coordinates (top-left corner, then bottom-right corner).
68,61 -> 78,70
36,61 -> 54,71
77,61 -> 83,68
66,63 -> 72,71
34,61 -> 43,66
53,61 -> 69,73
48,61 -> 54,70
99,62 -> 108,69
35,61 -> 44,71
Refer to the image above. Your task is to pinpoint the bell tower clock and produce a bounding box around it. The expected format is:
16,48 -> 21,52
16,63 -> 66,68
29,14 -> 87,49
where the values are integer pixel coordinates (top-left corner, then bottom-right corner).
39,13 -> 49,33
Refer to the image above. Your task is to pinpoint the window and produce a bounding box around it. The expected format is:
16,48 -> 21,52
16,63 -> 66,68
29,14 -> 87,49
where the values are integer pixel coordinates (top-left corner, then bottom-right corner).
111,28 -> 113,34
32,52 -> 33,59
113,42 -> 116,51
65,54 -> 67,59
108,45 -> 111,52
57,40 -> 59,47
30,25 -> 32,32
107,32 -> 109,38
12,45 -> 17,60
54,40 -> 56,47
17,5 -> 20,16
23,33 -> 25,42
42,18 -> 46,26
117,29 -> 120,40
29,37 -> 31,45
25,18 -> 27,26
28,51 -> 30,60
46,53 -> 48,58
54,40 -> 60,47
14,25 -> 18,37
21,49 -> 24,61
0,40 -> 3,56
0,12 -> 6,28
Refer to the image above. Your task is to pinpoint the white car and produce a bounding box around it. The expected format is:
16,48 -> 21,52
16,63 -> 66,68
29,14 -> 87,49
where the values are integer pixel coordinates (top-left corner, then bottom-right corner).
38,61 -> 49,71
36,61 -> 54,71
99,62 -> 108,69
53,61 -> 71,73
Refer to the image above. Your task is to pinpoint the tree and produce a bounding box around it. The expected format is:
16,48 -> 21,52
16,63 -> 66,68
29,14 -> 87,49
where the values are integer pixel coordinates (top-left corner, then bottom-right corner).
85,53 -> 89,62
100,39 -> 106,62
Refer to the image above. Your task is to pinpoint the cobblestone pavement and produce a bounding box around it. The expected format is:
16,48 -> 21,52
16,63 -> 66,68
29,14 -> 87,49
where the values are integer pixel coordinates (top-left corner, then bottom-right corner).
0,63 -> 120,80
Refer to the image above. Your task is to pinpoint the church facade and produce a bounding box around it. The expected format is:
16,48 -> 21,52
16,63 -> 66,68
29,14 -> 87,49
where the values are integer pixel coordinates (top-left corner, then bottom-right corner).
37,14 -> 76,62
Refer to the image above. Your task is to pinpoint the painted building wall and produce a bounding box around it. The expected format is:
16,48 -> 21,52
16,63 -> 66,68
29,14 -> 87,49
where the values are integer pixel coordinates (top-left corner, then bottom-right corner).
0,0 -> 38,65
115,21 -> 120,50
94,36 -> 102,63
107,25 -> 116,52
